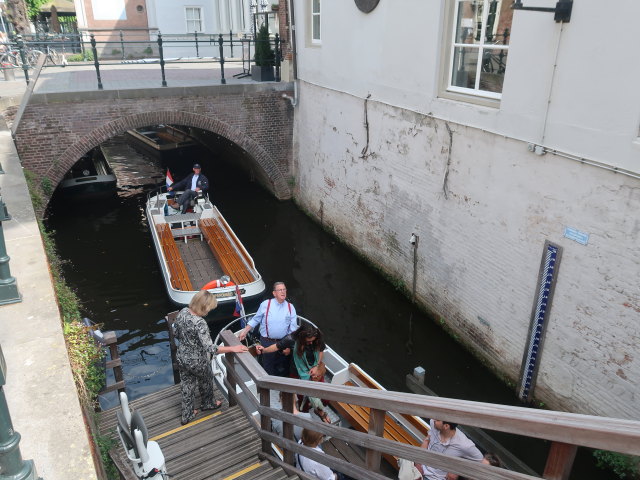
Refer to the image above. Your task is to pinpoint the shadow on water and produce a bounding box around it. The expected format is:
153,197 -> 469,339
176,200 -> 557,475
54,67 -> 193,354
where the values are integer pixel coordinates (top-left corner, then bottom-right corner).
44,140 -> 612,479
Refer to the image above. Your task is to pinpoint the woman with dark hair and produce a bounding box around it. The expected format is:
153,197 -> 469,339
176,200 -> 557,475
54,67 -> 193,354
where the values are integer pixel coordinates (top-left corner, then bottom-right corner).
173,290 -> 248,425
257,324 -> 330,420
257,324 -> 326,380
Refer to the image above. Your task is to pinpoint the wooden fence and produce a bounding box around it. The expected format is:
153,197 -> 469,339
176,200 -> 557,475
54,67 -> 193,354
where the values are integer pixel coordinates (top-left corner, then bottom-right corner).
219,331 -> 640,480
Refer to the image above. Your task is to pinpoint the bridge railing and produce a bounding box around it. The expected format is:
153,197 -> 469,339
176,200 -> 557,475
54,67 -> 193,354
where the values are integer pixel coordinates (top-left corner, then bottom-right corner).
219,331 -> 640,480
3,30 -> 284,89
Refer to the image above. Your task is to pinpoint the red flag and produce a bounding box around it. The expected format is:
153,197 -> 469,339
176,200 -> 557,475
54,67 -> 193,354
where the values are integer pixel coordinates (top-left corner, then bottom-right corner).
166,169 -> 174,187
233,284 -> 245,319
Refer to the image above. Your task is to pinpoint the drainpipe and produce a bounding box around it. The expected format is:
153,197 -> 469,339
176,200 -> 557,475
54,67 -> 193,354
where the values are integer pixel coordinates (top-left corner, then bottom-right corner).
282,0 -> 298,106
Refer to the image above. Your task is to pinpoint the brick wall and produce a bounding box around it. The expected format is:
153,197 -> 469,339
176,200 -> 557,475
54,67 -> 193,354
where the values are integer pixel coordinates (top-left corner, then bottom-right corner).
13,84 -> 294,202
293,81 -> 640,419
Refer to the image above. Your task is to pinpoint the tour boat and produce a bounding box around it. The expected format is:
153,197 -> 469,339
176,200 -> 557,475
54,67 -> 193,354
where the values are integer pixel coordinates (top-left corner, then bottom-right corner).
126,125 -> 197,154
146,188 -> 266,312
58,146 -> 117,198
208,315 -> 431,470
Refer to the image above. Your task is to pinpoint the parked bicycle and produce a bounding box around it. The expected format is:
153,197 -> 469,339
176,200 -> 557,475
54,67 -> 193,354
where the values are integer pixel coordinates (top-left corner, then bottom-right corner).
0,48 -> 24,67
27,44 -> 64,66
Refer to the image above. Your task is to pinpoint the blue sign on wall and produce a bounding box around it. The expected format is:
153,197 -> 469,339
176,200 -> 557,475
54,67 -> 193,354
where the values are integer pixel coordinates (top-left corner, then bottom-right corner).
564,226 -> 589,246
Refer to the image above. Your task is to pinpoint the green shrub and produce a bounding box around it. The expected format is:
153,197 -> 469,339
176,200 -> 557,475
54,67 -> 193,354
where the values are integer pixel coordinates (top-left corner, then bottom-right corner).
143,46 -> 153,55
67,51 -> 94,62
111,49 -> 121,56
254,23 -> 275,67
95,432 -> 119,480
594,450 -> 640,479
40,176 -> 53,197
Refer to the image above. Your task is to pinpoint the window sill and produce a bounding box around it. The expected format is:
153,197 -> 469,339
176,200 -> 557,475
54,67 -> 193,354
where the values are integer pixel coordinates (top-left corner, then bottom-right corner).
438,88 -> 501,109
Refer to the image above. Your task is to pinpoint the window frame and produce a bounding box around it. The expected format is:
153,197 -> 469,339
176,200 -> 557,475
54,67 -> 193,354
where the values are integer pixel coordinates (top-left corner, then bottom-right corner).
311,0 -> 321,45
440,0 -> 510,105
185,6 -> 204,33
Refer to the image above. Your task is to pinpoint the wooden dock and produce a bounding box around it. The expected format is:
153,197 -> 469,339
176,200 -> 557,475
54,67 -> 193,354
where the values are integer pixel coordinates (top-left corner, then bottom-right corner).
98,382 -> 398,479
98,384 -> 301,480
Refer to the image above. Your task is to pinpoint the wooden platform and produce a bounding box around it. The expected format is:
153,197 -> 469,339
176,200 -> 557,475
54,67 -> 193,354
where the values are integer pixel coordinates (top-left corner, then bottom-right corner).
98,384 -> 301,480
177,239 -> 224,289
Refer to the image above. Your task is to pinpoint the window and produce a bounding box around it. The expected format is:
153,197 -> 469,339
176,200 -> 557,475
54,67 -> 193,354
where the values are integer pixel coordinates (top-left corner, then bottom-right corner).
311,0 -> 321,44
185,7 -> 204,33
446,0 -> 512,99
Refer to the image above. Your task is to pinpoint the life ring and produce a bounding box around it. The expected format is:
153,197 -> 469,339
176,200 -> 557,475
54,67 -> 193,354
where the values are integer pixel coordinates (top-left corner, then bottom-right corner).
201,279 -> 236,290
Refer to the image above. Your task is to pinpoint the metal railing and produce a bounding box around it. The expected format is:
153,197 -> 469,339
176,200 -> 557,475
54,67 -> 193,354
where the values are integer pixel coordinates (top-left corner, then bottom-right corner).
218,330 -> 640,480
1,30 -> 284,89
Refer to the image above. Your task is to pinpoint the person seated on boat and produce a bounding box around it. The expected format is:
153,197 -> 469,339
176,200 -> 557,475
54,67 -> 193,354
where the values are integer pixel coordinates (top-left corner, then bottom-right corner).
297,428 -> 349,480
415,420 -> 483,480
257,324 -> 331,420
173,290 -> 248,425
167,163 -> 209,214
238,281 -> 298,376
271,391 -> 326,441
481,453 -> 501,468
462,452 -> 502,480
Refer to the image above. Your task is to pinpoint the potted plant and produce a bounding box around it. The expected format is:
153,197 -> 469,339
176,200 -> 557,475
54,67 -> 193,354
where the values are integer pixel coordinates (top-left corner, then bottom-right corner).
252,23 -> 275,81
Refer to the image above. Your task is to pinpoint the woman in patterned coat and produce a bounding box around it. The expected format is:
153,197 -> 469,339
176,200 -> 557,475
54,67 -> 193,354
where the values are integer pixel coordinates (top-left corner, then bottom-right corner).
173,290 -> 248,425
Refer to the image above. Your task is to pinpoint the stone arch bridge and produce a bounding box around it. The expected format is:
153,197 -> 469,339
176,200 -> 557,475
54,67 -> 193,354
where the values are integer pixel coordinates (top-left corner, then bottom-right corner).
12,82 -> 294,202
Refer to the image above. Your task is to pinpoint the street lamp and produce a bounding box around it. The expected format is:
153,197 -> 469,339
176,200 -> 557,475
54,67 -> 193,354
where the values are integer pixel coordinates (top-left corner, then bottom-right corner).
250,0 -> 257,36
0,188 -> 20,305
0,344 -> 41,479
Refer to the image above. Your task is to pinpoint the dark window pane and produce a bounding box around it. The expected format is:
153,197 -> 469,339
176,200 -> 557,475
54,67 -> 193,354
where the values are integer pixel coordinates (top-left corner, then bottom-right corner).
480,48 -> 507,92
451,46 -> 479,89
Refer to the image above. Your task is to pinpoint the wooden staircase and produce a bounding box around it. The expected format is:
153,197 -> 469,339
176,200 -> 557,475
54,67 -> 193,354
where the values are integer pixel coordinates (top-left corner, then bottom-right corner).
98,384 -> 303,480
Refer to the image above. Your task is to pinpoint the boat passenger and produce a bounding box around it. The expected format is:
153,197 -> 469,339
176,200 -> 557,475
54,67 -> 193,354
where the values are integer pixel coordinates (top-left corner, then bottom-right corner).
256,324 -> 331,420
481,453 -> 501,468
464,453 -> 502,480
167,163 -> 209,214
173,290 -> 248,425
271,391 -> 324,440
296,428 -> 347,480
238,281 -> 298,376
415,420 -> 483,480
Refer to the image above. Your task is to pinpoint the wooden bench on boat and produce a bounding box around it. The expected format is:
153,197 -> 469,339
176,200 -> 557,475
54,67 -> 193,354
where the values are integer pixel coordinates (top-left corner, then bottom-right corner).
329,364 -> 429,470
156,224 -> 193,291
200,217 -> 256,286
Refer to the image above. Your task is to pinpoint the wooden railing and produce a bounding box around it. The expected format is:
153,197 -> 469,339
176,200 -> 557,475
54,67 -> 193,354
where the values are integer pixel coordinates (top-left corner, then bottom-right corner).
218,331 -> 640,480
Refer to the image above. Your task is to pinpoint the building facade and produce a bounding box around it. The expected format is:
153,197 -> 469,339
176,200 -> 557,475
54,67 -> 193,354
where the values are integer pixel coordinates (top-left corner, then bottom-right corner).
286,0 -> 640,419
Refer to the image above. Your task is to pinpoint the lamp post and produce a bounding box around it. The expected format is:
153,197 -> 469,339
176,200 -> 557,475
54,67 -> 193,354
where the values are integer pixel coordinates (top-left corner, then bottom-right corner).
0,189 -> 20,306
250,0 -> 257,38
0,344 -> 40,479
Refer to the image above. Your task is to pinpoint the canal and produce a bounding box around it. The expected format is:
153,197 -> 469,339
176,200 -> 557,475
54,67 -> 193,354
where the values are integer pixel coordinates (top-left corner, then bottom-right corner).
45,135 -> 611,479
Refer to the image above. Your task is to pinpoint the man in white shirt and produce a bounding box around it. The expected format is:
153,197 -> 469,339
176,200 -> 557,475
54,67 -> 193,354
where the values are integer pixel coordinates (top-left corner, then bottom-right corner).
238,281 -> 298,376
296,429 -> 339,480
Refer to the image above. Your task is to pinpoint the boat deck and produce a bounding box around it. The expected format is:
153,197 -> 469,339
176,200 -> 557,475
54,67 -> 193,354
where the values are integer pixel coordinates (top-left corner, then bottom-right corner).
176,239 -> 225,289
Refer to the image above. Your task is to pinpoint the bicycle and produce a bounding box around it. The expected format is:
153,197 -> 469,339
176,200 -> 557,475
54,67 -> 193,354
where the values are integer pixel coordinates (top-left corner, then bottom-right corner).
0,48 -> 24,67
26,44 -> 64,66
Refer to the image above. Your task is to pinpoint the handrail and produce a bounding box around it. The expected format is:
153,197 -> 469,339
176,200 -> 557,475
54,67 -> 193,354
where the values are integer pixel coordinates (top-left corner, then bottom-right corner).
219,330 -> 640,480
221,357 -> 539,480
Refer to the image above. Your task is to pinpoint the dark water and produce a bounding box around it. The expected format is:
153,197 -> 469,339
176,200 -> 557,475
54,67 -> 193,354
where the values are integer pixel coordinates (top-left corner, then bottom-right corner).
45,138 -> 610,479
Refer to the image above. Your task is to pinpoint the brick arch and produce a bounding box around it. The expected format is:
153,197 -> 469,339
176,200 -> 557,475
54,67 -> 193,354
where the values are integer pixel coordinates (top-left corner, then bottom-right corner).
47,111 -> 291,200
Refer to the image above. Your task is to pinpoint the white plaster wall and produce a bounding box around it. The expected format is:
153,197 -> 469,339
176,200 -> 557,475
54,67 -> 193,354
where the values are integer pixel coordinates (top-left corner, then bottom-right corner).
148,0 -> 249,57
292,0 -> 640,173
293,81 -> 640,419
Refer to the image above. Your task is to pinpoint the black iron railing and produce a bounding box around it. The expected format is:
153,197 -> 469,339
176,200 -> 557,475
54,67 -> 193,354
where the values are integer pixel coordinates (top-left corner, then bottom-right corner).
0,30 -> 284,89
